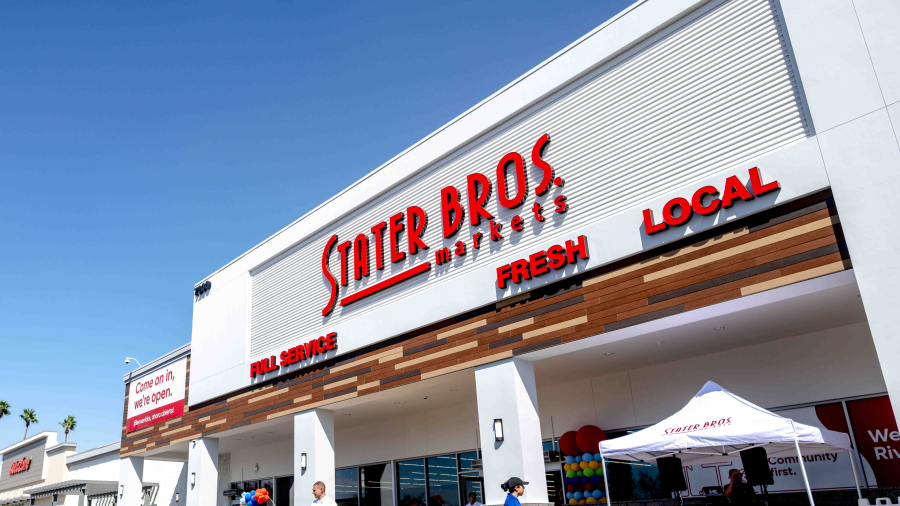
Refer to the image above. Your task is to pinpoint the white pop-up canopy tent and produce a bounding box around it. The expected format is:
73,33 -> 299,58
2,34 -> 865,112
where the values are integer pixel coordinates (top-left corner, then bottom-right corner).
597,381 -> 862,505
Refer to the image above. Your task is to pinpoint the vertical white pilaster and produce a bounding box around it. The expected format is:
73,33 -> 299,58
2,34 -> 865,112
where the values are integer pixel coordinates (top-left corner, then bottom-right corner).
475,358 -> 548,505
294,409 -> 335,502
187,438 -> 220,506
119,456 -> 145,506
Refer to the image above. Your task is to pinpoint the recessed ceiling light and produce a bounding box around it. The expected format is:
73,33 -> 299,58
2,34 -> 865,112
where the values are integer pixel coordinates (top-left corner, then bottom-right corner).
423,397 -> 428,400
604,352 -> 614,356
393,401 -> 405,405
449,389 -> 457,392
345,413 -> 351,416
714,326 -> 725,330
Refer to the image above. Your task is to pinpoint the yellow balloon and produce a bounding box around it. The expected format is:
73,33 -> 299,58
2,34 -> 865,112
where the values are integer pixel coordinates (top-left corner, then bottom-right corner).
569,500 -> 577,505
589,461 -> 600,470
599,499 -> 607,504
586,499 -> 597,504
580,461 -> 589,470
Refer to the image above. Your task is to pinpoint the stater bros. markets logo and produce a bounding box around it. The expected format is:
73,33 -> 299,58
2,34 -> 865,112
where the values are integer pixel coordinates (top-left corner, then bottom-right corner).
318,132 -> 589,316
663,417 -> 733,436
8,457 -> 31,475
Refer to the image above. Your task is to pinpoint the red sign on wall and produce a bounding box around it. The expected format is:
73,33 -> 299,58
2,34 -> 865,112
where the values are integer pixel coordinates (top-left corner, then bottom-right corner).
847,396 -> 900,487
8,458 -> 31,475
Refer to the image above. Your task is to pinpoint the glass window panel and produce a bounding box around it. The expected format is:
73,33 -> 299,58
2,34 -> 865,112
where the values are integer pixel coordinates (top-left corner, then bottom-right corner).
275,476 -> 294,506
460,479 -> 482,505
457,452 -> 479,472
542,441 -> 560,453
545,471 -> 563,506
361,464 -> 393,506
426,455 -> 458,506
260,479 -> 275,502
397,459 -> 426,506
335,468 -> 360,506
243,481 -> 260,494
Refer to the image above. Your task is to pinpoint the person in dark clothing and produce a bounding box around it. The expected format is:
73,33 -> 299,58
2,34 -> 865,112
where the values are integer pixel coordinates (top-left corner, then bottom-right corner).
724,469 -> 756,503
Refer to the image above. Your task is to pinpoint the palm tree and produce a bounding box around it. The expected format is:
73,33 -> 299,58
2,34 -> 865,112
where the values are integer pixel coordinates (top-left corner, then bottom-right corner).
20,409 -> 38,440
59,416 -> 76,443
0,401 -> 10,421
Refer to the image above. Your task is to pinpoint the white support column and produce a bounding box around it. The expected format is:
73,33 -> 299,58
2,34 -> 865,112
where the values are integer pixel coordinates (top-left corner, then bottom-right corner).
187,438 -> 220,506
118,456 -> 145,506
475,358 -> 548,506
294,409 -> 335,502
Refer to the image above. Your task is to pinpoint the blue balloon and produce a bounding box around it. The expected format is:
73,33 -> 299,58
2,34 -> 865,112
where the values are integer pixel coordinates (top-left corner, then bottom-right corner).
565,456 -> 575,465
574,455 -> 582,463
593,453 -> 602,462
590,476 -> 601,484
566,493 -> 574,500
564,478 -> 571,485
584,477 -> 592,485
592,491 -> 602,499
583,453 -> 593,462
574,492 -> 583,500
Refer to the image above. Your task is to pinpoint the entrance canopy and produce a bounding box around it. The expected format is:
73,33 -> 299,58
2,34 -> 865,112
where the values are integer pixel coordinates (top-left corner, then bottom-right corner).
598,381 -> 852,464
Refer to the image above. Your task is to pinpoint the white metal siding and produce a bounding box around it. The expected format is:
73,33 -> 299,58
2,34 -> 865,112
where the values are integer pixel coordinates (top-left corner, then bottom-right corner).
249,0 -> 809,358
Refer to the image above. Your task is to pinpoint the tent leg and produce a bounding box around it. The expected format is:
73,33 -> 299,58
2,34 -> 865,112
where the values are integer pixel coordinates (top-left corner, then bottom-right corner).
848,449 -> 863,499
794,439 -> 815,506
601,457 -> 611,505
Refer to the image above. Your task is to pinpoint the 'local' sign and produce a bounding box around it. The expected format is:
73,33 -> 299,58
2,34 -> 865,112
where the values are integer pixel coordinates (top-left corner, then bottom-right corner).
126,358 -> 187,432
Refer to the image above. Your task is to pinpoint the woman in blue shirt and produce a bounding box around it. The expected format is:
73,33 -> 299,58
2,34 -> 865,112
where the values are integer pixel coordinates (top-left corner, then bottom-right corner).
501,477 -> 528,506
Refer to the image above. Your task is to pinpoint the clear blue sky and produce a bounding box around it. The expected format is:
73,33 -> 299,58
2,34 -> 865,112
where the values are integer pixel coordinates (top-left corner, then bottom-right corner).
0,0 -> 633,452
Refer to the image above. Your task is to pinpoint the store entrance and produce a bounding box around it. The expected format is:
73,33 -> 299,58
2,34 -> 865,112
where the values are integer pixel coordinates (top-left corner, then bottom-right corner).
459,477 -> 483,505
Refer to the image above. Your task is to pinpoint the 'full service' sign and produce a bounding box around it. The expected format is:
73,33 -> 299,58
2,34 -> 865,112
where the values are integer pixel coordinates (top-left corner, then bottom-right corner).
126,358 -> 187,432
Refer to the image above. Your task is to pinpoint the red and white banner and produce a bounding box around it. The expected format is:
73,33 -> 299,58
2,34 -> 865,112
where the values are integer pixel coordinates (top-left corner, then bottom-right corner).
126,358 -> 187,432
847,396 -> 900,488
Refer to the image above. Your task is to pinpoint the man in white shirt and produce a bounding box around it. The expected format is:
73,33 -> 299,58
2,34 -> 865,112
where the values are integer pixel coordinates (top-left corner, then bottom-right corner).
311,481 -> 336,506
466,492 -> 482,506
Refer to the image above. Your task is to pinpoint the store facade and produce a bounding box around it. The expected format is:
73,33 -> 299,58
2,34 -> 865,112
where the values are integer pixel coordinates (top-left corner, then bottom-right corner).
118,0 -> 900,504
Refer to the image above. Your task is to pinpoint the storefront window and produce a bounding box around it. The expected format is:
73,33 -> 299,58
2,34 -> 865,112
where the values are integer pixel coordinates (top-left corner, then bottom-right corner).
243,481 -> 261,494
542,441 -> 560,454
457,451 -> 479,472
275,476 -> 293,506
426,455 -> 458,506
361,463 -> 393,506
603,431 -> 665,500
397,460 -> 426,506
545,471 -> 563,506
260,479 -> 275,502
336,468 -> 360,506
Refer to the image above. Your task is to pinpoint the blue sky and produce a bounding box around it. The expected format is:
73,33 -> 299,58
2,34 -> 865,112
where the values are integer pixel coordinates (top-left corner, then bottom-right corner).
0,0 -> 633,452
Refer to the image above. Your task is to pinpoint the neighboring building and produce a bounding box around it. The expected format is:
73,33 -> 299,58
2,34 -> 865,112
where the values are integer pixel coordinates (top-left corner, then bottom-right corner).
0,435 -> 184,506
116,0 -> 900,504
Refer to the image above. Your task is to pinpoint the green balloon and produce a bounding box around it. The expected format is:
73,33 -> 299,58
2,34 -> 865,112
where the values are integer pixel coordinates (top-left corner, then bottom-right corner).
566,470 -> 576,478
576,471 -> 584,477
595,467 -> 603,477
583,468 -> 595,478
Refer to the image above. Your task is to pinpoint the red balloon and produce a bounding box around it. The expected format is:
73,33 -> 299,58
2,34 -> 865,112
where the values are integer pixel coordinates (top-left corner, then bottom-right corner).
584,484 -> 594,493
567,485 -> 575,493
576,425 -> 607,454
559,431 -> 579,457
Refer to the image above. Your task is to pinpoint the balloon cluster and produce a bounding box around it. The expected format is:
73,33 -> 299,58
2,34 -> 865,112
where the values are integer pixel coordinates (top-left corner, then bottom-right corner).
559,426 -> 607,504
240,489 -> 270,506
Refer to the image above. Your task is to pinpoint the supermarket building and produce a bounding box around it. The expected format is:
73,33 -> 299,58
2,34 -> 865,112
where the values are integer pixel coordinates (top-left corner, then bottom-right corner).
117,0 -> 900,504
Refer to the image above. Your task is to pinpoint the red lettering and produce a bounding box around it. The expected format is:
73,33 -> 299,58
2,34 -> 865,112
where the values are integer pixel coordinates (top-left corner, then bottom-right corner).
642,209 -> 668,235
554,195 -> 568,214
326,332 -> 337,350
691,186 -> 720,215
320,235 -> 339,317
388,212 -> 406,263
529,251 -> 548,277
336,240 -> 351,287
353,234 -> 369,280
318,337 -> 327,354
546,245 -> 567,270
662,197 -> 692,227
440,186 -> 464,238
472,232 -> 483,250
466,173 -> 493,226
454,241 -> 466,256
721,175 -> 754,208
490,220 -> 503,241
532,202 -> 545,222
565,235 -> 589,263
497,152 -> 527,208
279,350 -> 289,367
370,222 -> 387,270
531,133 -> 554,196
296,344 -> 307,361
250,362 -> 259,378
511,215 -> 524,231
287,347 -> 298,364
434,247 -> 451,265
749,167 -> 779,196
304,341 -> 314,358
497,264 -> 512,289
407,206 -> 429,255
509,259 -> 531,284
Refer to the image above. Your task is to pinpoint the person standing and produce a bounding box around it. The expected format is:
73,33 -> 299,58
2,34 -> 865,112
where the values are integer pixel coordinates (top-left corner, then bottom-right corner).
501,478 -> 528,506
723,470 -> 756,503
311,482 -> 336,506
466,492 -> 482,506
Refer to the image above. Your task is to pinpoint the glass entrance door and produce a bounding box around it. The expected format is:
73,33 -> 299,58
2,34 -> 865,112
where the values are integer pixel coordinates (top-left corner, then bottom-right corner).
459,478 -> 483,506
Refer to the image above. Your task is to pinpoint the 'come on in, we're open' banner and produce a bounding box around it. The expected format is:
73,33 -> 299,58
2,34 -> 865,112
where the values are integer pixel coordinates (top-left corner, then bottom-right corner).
126,358 -> 187,432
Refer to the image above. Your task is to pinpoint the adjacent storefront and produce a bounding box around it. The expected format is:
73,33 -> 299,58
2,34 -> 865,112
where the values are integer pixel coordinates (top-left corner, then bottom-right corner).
116,0 -> 900,504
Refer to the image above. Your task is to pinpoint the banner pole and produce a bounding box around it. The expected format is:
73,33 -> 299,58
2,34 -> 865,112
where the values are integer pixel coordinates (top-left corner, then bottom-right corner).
600,453 -> 611,505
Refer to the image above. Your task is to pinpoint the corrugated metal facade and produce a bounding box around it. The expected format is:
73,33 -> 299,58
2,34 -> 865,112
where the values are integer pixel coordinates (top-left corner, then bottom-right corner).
250,0 -> 810,359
